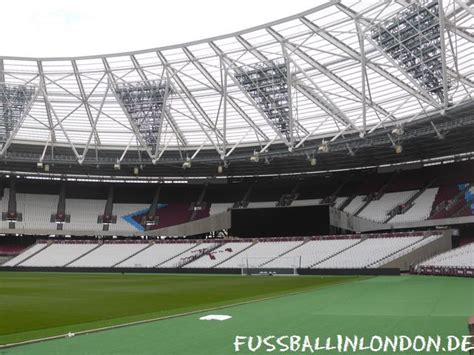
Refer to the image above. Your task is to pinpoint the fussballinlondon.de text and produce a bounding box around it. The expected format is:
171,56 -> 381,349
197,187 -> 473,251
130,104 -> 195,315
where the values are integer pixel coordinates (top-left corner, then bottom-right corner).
233,335 -> 474,353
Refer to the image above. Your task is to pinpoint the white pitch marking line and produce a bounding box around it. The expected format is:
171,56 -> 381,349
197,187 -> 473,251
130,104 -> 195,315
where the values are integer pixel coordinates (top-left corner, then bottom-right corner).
0,278 -> 358,349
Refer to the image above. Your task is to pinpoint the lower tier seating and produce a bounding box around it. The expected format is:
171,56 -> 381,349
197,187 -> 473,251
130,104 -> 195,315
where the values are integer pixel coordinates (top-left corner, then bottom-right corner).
418,243 -> 474,269
215,240 -> 305,269
3,243 -> 49,266
116,243 -> 197,268
68,243 -> 148,267
20,243 -> 98,267
157,243 -> 219,268
184,242 -> 253,268
315,235 -> 424,268
3,232 -> 444,270
263,238 -> 360,268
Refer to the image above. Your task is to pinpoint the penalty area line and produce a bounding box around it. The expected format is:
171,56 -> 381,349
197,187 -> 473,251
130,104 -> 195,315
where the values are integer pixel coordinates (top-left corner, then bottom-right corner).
0,277 -> 361,349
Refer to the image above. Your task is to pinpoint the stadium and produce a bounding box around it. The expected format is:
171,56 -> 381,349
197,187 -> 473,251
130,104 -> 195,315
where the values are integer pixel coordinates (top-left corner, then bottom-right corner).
0,0 -> 473,354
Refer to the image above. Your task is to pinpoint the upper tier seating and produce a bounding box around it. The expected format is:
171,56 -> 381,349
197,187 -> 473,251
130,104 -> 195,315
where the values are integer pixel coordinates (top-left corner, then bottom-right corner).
390,188 -> 439,223
15,193 -> 58,232
63,199 -> 106,233
0,189 -> 11,230
108,203 -> 149,232
333,197 -> 347,209
343,195 -> 366,215
358,191 -> 415,222
247,201 -> 277,208
419,243 -> 474,268
68,243 -> 148,267
20,243 -> 98,267
184,241 -> 253,268
291,199 -> 322,206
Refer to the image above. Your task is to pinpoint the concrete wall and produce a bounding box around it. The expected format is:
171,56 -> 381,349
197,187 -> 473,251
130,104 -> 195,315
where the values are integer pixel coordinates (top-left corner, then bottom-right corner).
0,266 -> 400,276
0,211 -> 232,237
329,207 -> 385,233
0,207 -> 472,237
381,231 -> 453,271
146,211 -> 231,237
330,207 -> 474,233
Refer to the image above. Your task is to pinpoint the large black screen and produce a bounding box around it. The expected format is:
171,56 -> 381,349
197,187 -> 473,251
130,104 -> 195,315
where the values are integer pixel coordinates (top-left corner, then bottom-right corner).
230,205 -> 329,238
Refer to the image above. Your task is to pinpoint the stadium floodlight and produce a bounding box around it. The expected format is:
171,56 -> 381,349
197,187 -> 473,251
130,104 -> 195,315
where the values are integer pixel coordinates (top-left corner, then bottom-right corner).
114,80 -> 173,157
392,127 -> 404,136
182,159 -> 192,169
318,141 -> 329,153
234,59 -> 292,142
250,152 -> 260,163
0,83 -> 35,152
370,0 -> 450,103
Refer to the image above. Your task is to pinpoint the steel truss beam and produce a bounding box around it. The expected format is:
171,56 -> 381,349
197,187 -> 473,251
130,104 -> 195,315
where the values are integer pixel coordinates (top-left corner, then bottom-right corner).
0,60 -> 4,83
71,60 -> 101,146
131,54 -> 172,157
79,83 -> 110,164
40,80 -> 81,161
182,47 -> 269,143
0,83 -> 39,155
103,57 -> 155,160
234,59 -> 293,144
209,41 -> 293,148
265,27 -> 396,125
279,42 -> 362,136
157,60 -> 222,157
299,17 -> 437,107
0,0 -> 471,169
236,36 -> 268,62
294,82 -> 360,134
130,55 -> 188,147
233,38 -> 310,139
156,51 -> 226,147
341,2 -> 445,107
36,62 -> 56,143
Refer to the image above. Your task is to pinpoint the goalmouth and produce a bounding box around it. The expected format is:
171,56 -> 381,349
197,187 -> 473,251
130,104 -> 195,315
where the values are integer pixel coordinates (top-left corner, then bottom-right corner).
241,256 -> 301,276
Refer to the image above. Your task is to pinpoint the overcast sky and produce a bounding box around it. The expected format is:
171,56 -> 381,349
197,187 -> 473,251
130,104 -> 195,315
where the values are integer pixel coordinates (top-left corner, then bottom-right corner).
1,0 -> 333,58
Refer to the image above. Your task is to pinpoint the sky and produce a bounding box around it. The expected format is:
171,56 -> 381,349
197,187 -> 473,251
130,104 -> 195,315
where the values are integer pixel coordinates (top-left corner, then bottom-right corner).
1,0 -> 328,58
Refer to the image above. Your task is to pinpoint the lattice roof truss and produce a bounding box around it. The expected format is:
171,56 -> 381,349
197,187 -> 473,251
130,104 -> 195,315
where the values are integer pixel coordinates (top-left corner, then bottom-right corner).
0,0 -> 472,167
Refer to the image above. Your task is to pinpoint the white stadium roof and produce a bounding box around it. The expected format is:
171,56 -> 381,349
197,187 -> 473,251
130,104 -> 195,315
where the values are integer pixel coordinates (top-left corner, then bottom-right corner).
0,0 -> 472,168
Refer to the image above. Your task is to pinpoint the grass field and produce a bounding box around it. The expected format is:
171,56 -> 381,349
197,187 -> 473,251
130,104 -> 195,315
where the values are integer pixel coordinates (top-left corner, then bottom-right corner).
0,272 -> 358,345
0,273 -> 473,354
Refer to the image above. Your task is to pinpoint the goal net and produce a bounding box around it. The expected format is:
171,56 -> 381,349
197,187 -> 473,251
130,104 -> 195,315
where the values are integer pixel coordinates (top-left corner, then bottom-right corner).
241,256 -> 301,276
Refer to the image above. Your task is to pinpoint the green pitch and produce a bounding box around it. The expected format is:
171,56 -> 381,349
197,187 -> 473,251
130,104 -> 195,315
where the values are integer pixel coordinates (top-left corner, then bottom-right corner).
1,273 -> 473,354
0,272 -> 357,345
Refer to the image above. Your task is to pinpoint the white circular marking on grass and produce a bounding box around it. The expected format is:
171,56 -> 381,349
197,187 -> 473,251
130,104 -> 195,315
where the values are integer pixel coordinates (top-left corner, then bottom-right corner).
199,314 -> 232,321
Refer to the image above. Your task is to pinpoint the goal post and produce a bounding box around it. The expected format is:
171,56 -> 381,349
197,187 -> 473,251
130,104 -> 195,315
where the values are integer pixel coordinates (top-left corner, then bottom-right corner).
241,255 -> 301,276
